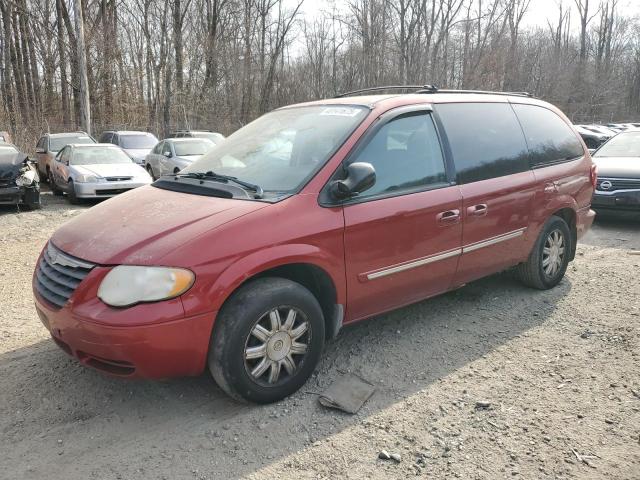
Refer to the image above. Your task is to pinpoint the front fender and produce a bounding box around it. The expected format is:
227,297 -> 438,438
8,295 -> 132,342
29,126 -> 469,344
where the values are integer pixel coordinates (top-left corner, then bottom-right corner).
180,243 -> 345,316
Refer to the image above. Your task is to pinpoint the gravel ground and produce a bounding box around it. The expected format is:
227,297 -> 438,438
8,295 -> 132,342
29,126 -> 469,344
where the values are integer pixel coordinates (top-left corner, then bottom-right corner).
1,190 -> 639,480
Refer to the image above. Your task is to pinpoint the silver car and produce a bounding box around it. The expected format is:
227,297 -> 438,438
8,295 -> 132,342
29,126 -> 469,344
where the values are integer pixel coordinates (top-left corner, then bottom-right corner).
98,130 -> 159,165
50,144 -> 152,204
35,132 -> 96,182
145,137 -> 215,179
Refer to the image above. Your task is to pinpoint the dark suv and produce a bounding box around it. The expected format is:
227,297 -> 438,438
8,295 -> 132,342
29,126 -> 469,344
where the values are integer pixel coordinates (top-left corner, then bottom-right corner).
34,87 -> 596,403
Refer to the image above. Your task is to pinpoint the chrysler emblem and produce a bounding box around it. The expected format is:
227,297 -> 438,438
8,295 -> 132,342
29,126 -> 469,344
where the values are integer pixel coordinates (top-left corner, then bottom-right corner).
600,180 -> 612,191
47,245 -> 61,265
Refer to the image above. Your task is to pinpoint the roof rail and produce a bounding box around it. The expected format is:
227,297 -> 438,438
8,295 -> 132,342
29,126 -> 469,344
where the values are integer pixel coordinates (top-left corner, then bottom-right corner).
334,85 -> 533,99
420,88 -> 533,98
334,85 -> 437,98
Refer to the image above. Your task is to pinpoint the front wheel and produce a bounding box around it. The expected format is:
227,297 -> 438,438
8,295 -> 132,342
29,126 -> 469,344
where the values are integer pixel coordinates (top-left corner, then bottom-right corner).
67,179 -> 80,204
209,277 -> 325,403
516,216 -> 572,290
146,164 -> 156,181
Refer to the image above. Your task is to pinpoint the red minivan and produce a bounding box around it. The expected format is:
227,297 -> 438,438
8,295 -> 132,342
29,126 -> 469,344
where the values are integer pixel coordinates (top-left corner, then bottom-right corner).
33,88 -> 596,403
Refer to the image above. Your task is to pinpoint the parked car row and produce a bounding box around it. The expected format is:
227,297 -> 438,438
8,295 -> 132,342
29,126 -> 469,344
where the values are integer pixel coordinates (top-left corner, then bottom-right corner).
30,129 -> 224,204
574,122 -> 640,152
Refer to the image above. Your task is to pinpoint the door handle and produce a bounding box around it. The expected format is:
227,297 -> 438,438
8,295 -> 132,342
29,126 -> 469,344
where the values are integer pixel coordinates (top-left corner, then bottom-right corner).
437,209 -> 460,225
467,204 -> 488,217
544,181 -> 559,193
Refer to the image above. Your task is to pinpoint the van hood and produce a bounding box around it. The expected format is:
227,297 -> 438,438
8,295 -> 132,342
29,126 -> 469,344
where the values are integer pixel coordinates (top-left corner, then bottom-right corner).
51,185 -> 269,265
593,156 -> 640,179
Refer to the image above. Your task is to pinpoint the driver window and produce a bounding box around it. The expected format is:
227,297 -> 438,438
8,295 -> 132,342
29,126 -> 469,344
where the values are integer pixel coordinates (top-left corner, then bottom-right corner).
350,112 -> 447,199
162,142 -> 172,156
57,148 -> 69,164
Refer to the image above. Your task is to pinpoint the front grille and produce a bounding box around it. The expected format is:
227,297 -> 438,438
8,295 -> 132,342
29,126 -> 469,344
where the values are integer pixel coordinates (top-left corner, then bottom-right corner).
35,243 -> 95,309
95,188 -> 133,195
596,178 -> 640,192
105,176 -> 132,182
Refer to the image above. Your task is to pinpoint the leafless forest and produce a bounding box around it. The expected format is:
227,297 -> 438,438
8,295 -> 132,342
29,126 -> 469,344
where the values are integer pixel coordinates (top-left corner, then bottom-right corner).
1,0 -> 639,150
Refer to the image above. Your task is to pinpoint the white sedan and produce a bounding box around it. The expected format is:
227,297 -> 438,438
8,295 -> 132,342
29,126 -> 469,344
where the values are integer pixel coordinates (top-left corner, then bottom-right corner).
145,138 -> 215,179
50,143 -> 152,204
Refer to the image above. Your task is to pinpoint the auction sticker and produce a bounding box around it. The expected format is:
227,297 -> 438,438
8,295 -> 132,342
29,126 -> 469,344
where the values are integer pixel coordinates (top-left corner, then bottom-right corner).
319,107 -> 362,117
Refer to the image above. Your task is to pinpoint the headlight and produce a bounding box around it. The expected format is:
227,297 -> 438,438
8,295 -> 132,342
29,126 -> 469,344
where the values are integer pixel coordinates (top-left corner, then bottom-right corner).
75,174 -> 103,183
97,266 -> 195,307
15,170 -> 36,186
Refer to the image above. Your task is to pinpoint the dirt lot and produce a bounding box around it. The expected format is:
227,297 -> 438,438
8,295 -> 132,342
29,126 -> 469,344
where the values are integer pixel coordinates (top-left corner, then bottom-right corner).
1,191 -> 639,480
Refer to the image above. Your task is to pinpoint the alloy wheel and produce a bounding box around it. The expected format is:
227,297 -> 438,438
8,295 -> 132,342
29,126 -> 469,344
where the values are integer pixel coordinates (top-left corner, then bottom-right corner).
244,306 -> 310,386
542,229 -> 565,277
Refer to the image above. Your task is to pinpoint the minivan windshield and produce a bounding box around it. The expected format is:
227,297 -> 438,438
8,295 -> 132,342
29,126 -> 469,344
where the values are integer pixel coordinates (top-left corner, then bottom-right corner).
179,105 -> 368,194
71,147 -> 133,165
594,131 -> 640,158
121,134 -> 157,149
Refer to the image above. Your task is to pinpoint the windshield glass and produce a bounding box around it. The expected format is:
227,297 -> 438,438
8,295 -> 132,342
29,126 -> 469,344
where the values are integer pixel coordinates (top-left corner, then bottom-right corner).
192,132 -> 225,143
181,105 -> 368,193
50,135 -> 95,152
594,131 -> 640,158
121,134 -> 157,149
174,139 -> 214,156
71,147 -> 133,165
0,145 -> 18,154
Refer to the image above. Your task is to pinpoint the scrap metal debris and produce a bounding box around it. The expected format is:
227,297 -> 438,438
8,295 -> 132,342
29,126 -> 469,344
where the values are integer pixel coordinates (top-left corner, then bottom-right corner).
318,373 -> 375,414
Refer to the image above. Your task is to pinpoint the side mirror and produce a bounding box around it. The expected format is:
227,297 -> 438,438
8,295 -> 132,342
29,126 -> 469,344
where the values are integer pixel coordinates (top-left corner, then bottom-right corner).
35,147 -> 45,154
330,162 -> 376,199
163,151 -> 172,158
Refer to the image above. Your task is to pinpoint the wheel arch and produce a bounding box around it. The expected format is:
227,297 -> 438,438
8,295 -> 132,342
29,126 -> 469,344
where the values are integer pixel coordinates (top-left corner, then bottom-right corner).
203,246 -> 345,341
551,207 -> 577,261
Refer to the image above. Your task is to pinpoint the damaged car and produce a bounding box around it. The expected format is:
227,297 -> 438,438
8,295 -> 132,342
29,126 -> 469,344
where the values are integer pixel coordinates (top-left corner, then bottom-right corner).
0,143 -> 41,209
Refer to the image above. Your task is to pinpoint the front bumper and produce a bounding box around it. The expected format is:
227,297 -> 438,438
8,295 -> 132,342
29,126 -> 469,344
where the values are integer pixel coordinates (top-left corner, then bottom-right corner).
74,180 -> 150,198
592,189 -> 640,212
33,274 -> 215,379
0,185 -> 40,206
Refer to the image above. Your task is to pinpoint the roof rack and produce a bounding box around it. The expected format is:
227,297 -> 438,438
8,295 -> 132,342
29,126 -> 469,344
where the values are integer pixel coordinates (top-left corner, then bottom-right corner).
334,85 -> 533,99
334,85 -> 437,98
426,89 -> 533,98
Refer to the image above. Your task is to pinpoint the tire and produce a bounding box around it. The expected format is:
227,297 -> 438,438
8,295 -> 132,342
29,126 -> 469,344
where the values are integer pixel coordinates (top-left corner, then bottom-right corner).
67,179 -> 80,204
146,164 -> 156,181
516,216 -> 572,290
209,277 -> 325,404
48,170 -> 63,196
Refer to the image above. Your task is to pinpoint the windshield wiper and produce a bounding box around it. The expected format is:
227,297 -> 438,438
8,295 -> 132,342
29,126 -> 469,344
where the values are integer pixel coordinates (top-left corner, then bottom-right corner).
169,171 -> 264,199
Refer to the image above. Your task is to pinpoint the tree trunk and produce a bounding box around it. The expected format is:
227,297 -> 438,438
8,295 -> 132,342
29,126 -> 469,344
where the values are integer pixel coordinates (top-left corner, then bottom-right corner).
73,0 -> 91,134
55,0 -> 70,125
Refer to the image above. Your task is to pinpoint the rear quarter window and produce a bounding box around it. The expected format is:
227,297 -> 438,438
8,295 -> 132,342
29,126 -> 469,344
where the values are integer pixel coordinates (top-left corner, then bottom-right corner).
435,102 -> 529,184
511,104 -> 584,167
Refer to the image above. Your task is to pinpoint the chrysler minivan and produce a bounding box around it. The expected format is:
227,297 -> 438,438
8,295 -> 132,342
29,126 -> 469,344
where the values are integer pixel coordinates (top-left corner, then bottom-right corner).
33,88 -> 596,403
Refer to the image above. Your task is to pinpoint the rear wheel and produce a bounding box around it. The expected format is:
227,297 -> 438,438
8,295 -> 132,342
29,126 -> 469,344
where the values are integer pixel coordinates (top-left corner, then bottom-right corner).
209,277 -> 325,403
516,216 -> 571,290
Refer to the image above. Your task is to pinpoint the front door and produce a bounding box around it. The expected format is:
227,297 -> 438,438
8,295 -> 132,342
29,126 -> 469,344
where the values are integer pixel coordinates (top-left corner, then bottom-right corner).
342,109 -> 463,322
52,147 -> 71,191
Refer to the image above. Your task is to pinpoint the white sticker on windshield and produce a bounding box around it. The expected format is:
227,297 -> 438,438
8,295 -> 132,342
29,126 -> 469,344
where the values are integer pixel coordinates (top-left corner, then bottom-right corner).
319,107 -> 361,117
